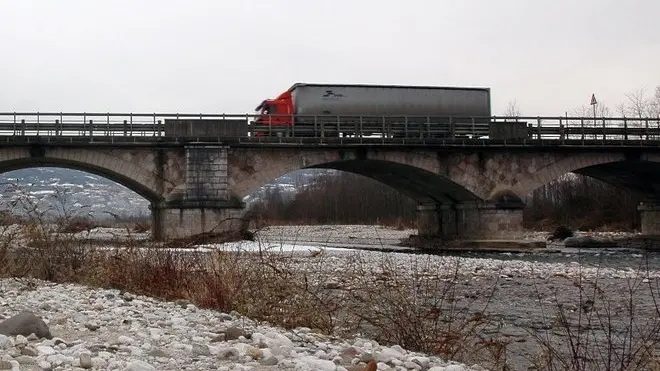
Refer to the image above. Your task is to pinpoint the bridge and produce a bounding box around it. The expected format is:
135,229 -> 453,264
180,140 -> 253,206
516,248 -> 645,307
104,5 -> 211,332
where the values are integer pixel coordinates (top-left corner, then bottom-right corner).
2,112 -> 660,241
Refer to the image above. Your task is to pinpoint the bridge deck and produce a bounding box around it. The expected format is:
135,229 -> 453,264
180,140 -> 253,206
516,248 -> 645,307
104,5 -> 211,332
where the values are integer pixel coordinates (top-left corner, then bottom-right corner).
1,112 -> 659,148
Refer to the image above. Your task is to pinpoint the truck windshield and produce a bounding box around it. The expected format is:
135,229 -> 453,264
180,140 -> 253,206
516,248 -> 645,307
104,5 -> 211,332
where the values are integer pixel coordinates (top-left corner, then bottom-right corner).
255,101 -> 275,114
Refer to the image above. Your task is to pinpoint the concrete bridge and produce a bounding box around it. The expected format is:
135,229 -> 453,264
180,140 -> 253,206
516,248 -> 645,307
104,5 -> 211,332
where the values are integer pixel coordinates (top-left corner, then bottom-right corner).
2,112 -> 660,240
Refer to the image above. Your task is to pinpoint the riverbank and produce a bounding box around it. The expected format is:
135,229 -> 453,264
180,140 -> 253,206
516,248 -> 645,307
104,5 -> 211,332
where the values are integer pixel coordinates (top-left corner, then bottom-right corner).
2,224 -> 659,370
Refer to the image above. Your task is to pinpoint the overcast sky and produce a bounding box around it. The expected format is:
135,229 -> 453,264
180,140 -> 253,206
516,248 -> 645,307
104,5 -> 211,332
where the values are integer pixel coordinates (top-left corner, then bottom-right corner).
1,0 -> 658,116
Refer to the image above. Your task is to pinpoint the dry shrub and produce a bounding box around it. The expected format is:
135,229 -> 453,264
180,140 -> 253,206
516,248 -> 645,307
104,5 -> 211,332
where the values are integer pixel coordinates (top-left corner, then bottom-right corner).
340,253 -> 508,369
58,217 -> 99,233
531,262 -> 660,371
131,221 -> 151,233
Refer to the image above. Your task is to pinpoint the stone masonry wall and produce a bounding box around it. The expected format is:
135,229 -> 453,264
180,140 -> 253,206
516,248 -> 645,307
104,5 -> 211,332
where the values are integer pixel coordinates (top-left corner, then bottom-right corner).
185,146 -> 228,202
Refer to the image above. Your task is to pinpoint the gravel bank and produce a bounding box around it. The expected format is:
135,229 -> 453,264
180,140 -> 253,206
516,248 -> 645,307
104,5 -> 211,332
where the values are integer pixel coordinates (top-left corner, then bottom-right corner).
0,279 -> 482,371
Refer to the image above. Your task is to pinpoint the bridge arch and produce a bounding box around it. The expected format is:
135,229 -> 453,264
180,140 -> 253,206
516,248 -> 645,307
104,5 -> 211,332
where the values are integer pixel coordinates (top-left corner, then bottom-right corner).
508,152 -> 627,198
0,148 -> 164,202
228,148 -> 482,205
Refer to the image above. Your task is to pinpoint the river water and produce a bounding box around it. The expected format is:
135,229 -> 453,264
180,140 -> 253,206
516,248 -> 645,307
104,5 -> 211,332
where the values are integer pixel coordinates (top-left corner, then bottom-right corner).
241,230 -> 660,370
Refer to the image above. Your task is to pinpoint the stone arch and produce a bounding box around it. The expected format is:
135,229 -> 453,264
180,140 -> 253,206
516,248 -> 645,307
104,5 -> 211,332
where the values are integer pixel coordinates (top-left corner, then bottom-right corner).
227,148 -> 481,204
509,152 -> 626,198
0,147 -> 163,202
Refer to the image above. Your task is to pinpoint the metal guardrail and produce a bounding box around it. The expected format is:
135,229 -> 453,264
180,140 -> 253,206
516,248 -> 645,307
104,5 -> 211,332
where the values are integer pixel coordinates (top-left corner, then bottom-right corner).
0,112 -> 659,145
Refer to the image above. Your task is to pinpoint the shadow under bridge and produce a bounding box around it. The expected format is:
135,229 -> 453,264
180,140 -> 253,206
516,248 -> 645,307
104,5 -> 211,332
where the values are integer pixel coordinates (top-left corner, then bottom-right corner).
310,159 -> 481,206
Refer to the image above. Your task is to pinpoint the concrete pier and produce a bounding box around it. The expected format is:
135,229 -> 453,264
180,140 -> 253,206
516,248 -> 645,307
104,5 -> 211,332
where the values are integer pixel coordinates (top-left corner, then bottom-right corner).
417,201 -> 524,240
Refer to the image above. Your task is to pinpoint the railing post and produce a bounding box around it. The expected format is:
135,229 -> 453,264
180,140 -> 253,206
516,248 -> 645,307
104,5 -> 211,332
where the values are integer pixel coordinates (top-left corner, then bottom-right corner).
21,119 -> 25,136
559,117 -> 564,142
55,119 -> 60,136
536,117 -> 541,140
12,112 -> 16,135
358,116 -> 363,139
404,116 -> 409,139
624,116 -> 628,141
382,116 -> 386,138
36,112 -> 40,135
580,118 -> 584,141
646,117 -> 649,141
59,112 -> 63,136
426,116 -> 430,138
106,113 -> 110,136
89,120 -> 93,137
449,116 -> 455,138
157,120 -> 162,137
130,114 -> 133,137
602,118 -> 606,142
336,115 -> 341,138
82,113 -> 87,136
123,120 -> 128,136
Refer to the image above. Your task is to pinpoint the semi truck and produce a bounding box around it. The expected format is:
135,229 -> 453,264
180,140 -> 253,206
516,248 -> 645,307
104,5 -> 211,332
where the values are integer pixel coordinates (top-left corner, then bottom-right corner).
253,83 -> 492,137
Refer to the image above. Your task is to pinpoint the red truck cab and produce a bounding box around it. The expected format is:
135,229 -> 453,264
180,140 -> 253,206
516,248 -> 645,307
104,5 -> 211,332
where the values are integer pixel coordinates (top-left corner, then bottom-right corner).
254,90 -> 294,129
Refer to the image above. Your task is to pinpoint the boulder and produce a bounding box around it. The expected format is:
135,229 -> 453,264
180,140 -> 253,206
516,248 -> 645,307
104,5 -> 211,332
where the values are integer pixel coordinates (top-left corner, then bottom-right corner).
0,311 -> 52,339
548,225 -> 574,241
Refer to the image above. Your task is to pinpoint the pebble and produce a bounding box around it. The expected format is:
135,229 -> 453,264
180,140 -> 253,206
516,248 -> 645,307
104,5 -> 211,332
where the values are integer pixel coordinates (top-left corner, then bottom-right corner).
0,278 -> 480,371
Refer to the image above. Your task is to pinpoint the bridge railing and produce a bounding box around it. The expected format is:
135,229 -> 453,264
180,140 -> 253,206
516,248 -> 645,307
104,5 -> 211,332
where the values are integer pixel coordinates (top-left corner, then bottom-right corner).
500,116 -> 660,141
1,112 -> 660,143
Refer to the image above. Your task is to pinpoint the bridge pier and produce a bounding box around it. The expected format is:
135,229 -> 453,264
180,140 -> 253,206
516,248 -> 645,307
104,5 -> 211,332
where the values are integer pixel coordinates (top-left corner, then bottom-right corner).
416,204 -> 457,237
152,145 -> 246,240
417,201 -> 524,240
151,201 -> 245,240
638,202 -> 660,235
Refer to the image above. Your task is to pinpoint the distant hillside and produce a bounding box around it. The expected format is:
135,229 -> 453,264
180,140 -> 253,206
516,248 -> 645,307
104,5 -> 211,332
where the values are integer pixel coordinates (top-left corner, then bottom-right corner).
0,167 -> 150,220
0,167 -> 329,221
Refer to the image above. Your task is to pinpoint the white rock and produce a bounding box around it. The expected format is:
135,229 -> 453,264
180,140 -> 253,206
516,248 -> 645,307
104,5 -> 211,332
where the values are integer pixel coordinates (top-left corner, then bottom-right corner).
125,360 -> 156,371
376,347 -> 404,363
0,334 -> 13,349
411,356 -> 430,368
14,335 -> 28,347
296,356 -> 337,371
36,345 -> 56,356
117,335 -> 135,345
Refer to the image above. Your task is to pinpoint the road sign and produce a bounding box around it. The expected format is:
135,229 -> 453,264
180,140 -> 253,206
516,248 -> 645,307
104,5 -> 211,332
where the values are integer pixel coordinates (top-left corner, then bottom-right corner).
590,94 -> 597,105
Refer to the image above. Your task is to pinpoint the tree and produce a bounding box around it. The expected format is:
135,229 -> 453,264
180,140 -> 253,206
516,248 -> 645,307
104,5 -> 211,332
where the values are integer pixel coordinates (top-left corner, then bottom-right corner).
625,88 -> 649,118
503,100 -> 521,117
650,86 -> 660,117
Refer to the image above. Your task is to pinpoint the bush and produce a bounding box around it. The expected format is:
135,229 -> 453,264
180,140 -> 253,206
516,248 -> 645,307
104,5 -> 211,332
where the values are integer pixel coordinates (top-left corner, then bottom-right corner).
548,225 -> 574,241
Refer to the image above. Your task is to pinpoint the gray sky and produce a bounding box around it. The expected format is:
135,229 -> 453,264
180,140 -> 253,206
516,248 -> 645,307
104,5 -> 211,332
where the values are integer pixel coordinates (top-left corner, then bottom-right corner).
1,0 -> 658,115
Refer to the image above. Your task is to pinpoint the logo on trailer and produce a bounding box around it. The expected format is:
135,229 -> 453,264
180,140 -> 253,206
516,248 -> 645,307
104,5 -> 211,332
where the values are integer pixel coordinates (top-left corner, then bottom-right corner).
322,90 -> 345,100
